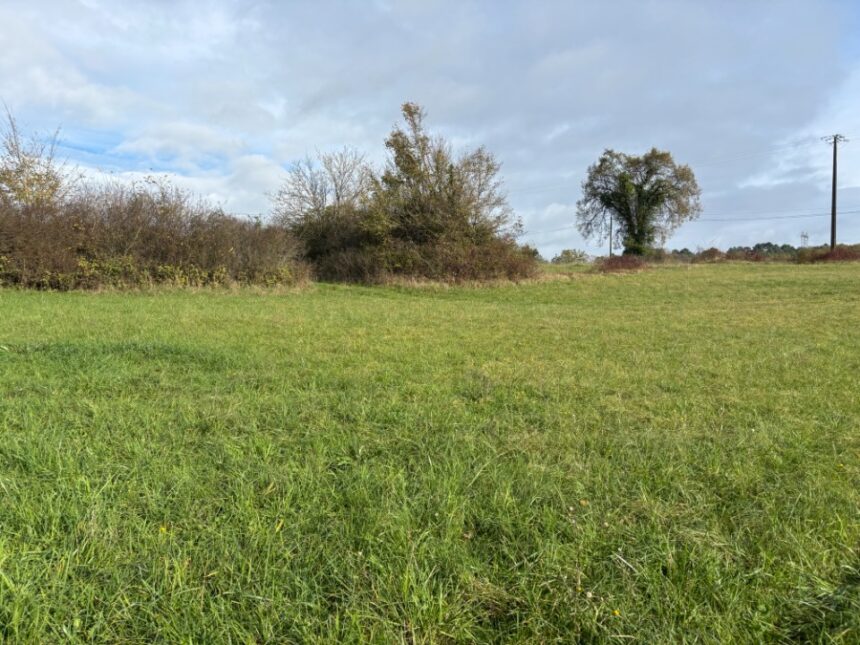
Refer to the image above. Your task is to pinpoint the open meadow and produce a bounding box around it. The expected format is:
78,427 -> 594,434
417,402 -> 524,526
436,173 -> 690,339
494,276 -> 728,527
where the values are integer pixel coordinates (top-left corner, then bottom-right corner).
1,263 -> 859,642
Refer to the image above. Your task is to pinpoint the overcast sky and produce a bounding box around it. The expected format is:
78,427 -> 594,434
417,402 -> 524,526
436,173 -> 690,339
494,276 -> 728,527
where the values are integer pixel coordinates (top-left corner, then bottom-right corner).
2,0 -> 859,256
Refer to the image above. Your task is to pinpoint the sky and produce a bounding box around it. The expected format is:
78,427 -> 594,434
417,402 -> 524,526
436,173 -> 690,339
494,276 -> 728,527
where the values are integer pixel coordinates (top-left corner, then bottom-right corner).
2,0 -> 860,257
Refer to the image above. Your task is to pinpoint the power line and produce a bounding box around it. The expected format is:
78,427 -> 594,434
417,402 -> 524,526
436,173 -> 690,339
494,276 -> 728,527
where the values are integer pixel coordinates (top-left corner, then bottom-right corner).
690,203 -> 860,218
695,209 -> 860,223
506,137 -> 823,196
520,224 -> 578,236
684,138 -> 819,167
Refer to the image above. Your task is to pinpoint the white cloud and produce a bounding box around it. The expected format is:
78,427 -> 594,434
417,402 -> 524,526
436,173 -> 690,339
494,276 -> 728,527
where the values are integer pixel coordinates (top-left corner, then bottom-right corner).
112,122 -> 247,166
1,0 -> 859,253
78,152 -> 284,215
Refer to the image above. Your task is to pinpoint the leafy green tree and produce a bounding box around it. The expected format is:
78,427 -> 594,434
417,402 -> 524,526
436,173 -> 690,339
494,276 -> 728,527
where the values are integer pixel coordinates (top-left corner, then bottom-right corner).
576,149 -> 701,255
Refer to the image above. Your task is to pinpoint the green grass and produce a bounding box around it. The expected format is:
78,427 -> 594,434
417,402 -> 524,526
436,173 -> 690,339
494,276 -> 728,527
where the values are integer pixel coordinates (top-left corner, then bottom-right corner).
1,263 -> 859,643
534,262 -> 592,275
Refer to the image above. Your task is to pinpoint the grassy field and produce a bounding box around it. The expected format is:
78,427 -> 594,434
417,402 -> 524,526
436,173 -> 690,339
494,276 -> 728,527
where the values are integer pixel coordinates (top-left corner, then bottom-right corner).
1,263 -> 859,643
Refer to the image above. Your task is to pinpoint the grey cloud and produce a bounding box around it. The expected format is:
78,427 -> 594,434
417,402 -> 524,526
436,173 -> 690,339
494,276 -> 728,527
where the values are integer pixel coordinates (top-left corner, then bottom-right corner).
1,0 -> 858,256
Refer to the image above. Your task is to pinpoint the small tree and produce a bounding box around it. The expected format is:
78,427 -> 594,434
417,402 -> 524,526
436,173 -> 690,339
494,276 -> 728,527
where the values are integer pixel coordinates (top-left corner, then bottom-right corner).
576,148 -> 701,255
272,148 -> 371,263
0,109 -> 70,210
272,147 -> 369,226
373,102 -> 519,245
274,103 -> 534,281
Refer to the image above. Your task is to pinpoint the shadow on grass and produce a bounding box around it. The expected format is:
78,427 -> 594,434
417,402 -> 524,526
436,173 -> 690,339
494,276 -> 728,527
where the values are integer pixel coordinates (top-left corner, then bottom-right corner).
779,559 -> 860,642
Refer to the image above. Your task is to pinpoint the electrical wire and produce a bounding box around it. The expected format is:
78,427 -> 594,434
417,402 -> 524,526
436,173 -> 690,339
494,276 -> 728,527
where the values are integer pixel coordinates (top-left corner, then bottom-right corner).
505,137 -> 826,196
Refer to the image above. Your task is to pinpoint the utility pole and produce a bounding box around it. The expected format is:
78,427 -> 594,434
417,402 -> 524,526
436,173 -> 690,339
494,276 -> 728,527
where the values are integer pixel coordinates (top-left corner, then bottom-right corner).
608,216 -> 613,257
823,134 -> 848,251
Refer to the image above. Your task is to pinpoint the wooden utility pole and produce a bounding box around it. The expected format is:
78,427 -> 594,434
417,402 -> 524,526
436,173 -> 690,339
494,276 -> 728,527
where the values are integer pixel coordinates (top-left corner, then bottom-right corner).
823,134 -> 848,251
608,216 -> 613,257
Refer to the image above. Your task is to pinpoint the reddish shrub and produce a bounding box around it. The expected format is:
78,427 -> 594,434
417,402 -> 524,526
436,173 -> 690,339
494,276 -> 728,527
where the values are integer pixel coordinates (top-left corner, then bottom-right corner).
813,246 -> 860,262
692,247 -> 724,263
596,255 -> 647,273
796,245 -> 860,263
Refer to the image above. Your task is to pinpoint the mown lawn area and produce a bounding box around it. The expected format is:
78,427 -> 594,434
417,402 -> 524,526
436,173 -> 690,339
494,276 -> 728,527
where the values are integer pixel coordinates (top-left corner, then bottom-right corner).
1,263 -> 859,642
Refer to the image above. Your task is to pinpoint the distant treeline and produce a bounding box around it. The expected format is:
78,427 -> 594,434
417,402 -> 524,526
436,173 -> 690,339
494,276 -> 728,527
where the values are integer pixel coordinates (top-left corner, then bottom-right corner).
548,242 -> 860,266
665,243 -> 860,263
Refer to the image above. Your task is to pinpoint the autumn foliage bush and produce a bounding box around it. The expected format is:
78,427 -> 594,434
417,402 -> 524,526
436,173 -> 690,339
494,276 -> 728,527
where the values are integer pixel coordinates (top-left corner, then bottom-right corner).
274,104 -> 538,283
0,181 -> 305,289
0,114 -> 305,290
595,255 -> 647,272
797,244 -> 860,263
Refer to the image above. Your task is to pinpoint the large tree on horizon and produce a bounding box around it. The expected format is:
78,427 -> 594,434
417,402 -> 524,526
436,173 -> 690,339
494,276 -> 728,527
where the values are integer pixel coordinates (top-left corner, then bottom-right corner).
576,148 -> 701,255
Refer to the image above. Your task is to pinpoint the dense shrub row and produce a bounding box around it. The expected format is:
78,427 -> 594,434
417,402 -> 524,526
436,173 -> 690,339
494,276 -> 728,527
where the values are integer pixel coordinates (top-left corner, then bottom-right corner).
550,248 -> 590,264
0,110 -> 307,290
1,105 -> 537,289
0,180 -> 305,289
797,244 -> 860,263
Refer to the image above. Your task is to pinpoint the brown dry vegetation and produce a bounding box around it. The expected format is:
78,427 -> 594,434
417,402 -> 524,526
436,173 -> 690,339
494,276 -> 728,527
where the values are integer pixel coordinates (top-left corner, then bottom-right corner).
0,113 -> 305,289
1,105 -> 538,289
0,179 -> 307,289
595,255 -> 648,272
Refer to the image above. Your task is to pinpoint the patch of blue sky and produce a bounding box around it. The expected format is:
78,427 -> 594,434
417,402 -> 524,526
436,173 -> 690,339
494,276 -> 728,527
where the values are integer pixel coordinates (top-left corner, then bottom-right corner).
53,130 -> 233,177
